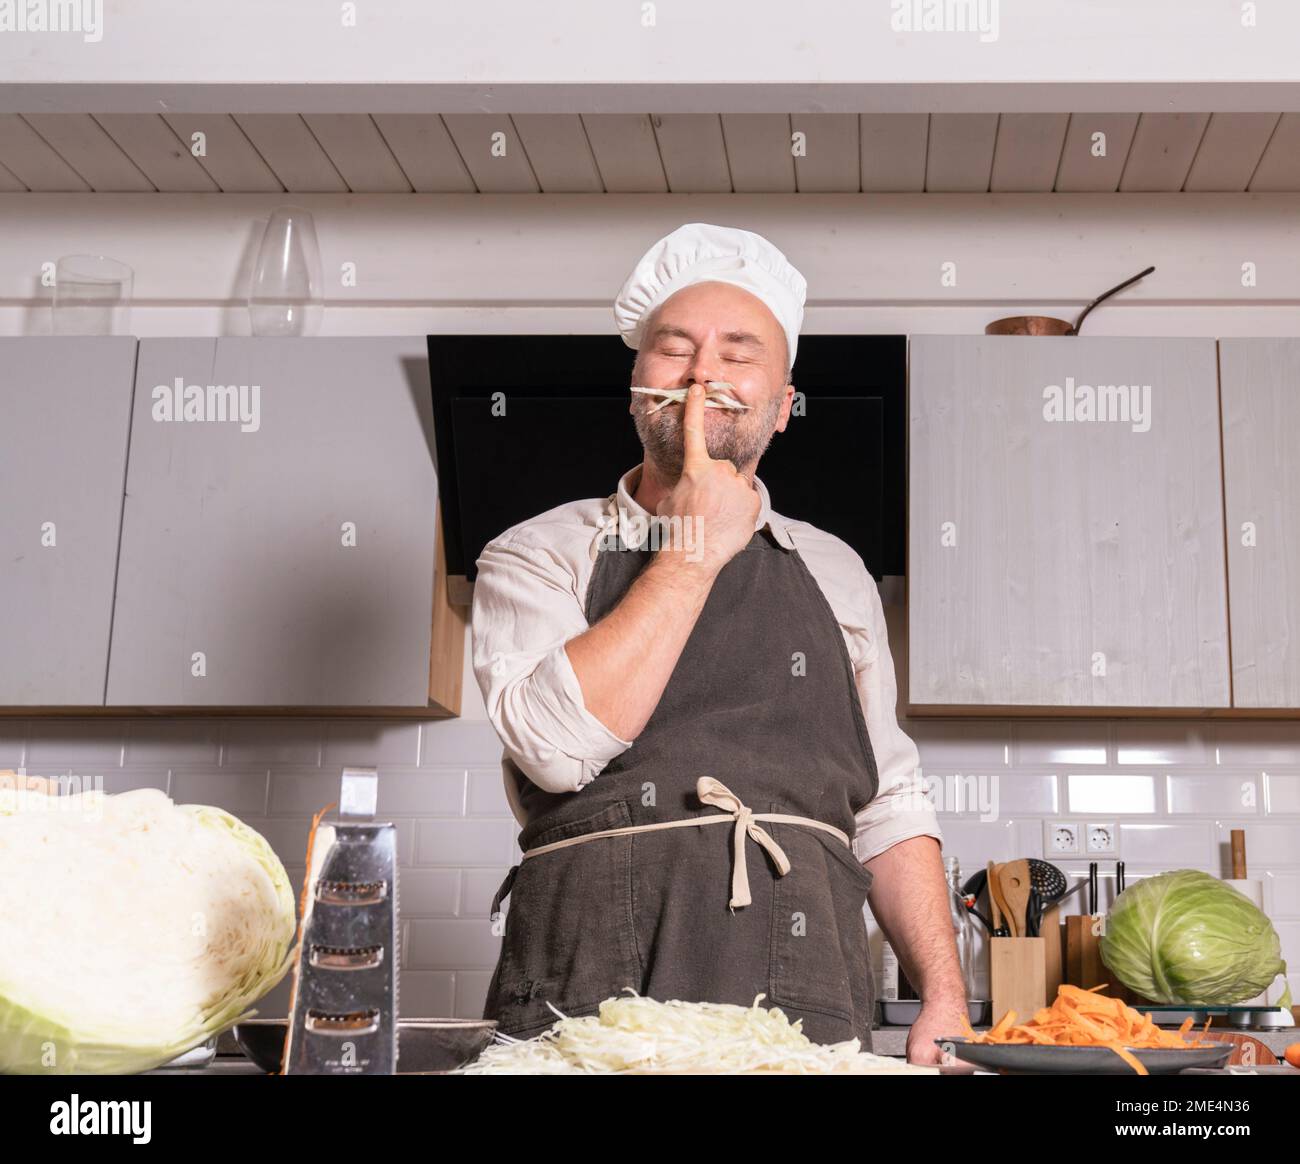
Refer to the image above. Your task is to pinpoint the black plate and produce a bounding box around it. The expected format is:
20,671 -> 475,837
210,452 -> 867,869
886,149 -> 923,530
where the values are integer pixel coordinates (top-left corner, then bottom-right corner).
937,1037 -> 1232,1075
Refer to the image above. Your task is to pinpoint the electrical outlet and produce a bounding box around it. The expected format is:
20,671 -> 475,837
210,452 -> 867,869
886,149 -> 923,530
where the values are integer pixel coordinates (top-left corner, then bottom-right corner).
1086,823 -> 1118,855
1044,821 -> 1080,855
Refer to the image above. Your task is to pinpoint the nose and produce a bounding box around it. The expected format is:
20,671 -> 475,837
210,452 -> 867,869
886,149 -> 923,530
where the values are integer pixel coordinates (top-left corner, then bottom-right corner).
684,348 -> 721,388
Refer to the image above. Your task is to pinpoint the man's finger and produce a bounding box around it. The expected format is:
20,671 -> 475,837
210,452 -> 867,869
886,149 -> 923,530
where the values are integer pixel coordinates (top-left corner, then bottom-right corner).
681,382 -> 710,471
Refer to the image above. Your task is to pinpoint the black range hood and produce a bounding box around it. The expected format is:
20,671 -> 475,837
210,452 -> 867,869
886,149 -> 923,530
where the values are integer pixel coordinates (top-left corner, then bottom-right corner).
428,335 -> 905,585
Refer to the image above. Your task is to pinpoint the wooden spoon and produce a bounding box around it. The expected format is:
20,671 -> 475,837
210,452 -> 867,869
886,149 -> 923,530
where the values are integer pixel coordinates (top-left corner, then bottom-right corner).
999,859 -> 1033,939
987,861 -> 1005,934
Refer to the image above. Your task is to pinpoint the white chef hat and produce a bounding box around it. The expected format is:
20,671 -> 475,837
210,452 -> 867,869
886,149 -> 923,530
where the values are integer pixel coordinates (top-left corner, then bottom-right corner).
613,222 -> 807,372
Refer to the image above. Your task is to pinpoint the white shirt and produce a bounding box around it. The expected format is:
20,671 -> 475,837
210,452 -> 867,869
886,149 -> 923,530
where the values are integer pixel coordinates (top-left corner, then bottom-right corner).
470,465 -> 943,863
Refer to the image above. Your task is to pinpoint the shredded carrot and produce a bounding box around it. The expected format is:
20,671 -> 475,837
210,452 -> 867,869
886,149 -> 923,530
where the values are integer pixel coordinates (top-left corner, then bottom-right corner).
969,985 -> 1219,1076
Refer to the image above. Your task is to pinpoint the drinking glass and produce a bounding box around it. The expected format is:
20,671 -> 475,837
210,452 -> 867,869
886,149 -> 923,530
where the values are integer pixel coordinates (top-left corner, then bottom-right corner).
51,254 -> 133,335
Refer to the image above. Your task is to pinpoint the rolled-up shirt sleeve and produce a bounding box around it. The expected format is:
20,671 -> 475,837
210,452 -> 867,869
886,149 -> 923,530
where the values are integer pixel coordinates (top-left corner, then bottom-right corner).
471,535 -> 633,794
850,565 -> 944,863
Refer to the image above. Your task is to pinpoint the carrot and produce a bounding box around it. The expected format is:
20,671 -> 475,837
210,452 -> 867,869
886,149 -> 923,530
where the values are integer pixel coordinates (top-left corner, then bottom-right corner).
970,985 -> 1218,1076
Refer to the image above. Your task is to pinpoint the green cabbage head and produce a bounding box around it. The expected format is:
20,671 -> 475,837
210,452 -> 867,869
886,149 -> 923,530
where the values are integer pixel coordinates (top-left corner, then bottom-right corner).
0,785 -> 297,1074
1100,869 -> 1290,1007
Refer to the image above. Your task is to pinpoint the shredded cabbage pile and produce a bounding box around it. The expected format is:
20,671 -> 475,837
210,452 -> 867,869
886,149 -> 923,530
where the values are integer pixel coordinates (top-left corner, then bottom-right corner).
0,784 -> 297,1074
458,993 -> 938,1075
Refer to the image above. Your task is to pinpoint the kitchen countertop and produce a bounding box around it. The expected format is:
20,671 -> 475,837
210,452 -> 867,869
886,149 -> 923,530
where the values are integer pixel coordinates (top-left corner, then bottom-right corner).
156,1025 -> 1295,1074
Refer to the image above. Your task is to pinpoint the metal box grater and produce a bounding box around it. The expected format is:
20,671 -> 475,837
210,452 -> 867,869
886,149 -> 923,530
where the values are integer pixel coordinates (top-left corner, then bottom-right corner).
282,768 -> 400,1074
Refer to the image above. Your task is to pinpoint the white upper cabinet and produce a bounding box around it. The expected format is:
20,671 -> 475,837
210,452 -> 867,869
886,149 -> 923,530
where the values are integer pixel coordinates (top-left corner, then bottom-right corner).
909,335 -> 1230,710
1220,339 -> 1300,709
106,337 -> 455,710
0,338 -> 137,705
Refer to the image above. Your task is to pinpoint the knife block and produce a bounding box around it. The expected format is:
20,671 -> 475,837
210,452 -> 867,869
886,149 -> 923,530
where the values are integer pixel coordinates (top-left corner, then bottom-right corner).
1063,913 -> 1144,1003
990,937 -> 1046,1025
1064,914 -> 1106,991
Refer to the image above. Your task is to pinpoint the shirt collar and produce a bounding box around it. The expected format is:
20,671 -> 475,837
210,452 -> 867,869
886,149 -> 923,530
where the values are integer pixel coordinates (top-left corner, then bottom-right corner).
610,463 -> 795,551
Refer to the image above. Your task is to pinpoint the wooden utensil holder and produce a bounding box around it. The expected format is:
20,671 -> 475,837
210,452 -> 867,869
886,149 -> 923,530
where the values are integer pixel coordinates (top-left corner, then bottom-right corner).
1042,905 -> 1064,1000
990,936 -> 1046,1024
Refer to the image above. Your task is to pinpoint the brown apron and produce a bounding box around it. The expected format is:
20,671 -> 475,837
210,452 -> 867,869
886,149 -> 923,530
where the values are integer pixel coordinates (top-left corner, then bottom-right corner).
484,524 -> 881,1048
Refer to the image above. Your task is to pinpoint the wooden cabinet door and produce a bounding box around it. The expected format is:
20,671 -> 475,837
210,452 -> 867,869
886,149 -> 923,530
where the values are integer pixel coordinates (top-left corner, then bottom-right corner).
0,338 -> 138,706
106,337 -> 440,708
908,335 -> 1229,709
1220,339 -> 1300,709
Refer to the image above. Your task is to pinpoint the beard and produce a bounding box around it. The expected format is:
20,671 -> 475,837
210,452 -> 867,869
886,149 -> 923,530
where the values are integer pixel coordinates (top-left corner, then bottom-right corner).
633,392 -> 784,480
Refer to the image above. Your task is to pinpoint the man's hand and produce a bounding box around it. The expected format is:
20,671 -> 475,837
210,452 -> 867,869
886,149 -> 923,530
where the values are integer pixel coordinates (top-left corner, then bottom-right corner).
906,999 -> 976,1071
655,382 -> 760,576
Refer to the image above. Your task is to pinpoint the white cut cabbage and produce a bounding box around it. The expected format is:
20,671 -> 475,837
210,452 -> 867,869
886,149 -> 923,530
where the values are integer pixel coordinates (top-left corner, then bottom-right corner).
0,785 -> 297,1074
630,381 -> 751,412
458,993 -> 938,1075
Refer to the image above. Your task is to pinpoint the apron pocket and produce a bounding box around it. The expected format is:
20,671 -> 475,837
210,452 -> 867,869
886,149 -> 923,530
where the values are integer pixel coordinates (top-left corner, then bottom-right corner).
767,821 -> 873,1030
487,799 -> 641,1036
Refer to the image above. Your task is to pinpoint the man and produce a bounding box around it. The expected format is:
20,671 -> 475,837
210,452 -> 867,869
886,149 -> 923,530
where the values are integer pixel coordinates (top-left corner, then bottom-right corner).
472,223 -> 966,1063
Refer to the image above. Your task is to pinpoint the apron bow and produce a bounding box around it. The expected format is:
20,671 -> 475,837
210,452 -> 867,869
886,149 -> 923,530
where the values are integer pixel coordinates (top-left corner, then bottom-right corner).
696,776 -> 791,910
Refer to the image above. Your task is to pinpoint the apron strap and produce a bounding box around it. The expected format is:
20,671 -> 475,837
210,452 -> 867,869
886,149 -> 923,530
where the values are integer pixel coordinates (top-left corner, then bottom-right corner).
517,778 -> 849,914
695,776 -> 790,910
490,864 -> 520,919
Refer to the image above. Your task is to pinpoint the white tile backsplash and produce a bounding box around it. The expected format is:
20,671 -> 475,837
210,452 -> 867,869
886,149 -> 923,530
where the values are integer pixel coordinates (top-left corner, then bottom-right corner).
926,817 -> 1019,866
267,768 -> 354,814
322,719 -> 422,767
467,767 -> 514,816
1168,769 -> 1262,815
0,720 -> 26,766
1118,822 -> 1216,865
908,719 -> 1010,767
26,720 -> 126,767
79,768 -> 170,796
462,867 -> 513,917
377,767 -> 467,816
1066,772 -> 1159,814
455,970 -> 496,1019
1015,720 -> 1110,765
400,971 -> 457,1017
1213,721 -> 1300,766
224,719 -> 322,766
942,769 -> 1058,817
1115,721 -> 1215,766
1265,772 -> 1300,815
169,768 -> 268,815
8,712 -> 1299,1023
1214,821 -> 1300,869
397,869 -> 462,917
416,818 -> 517,867
419,720 -> 505,766
124,720 -> 222,766
406,919 -> 503,970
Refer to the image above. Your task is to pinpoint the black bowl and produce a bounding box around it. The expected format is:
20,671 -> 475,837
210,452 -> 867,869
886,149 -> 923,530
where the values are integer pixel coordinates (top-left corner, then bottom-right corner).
232,1017 -> 498,1074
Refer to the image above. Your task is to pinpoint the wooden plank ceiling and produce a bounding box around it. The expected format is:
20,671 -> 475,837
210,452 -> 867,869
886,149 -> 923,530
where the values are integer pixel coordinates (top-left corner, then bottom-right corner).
0,112 -> 1295,193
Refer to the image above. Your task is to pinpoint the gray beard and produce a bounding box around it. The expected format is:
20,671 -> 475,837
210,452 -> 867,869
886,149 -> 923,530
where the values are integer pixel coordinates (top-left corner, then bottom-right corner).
633,393 -> 784,481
